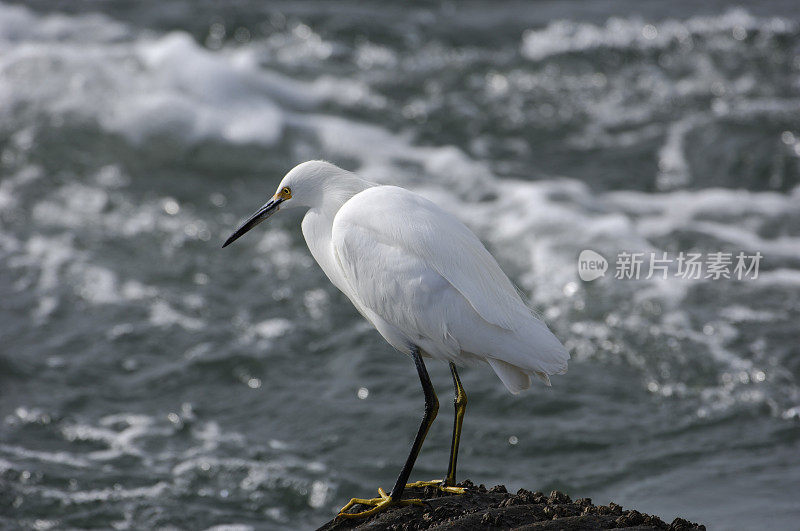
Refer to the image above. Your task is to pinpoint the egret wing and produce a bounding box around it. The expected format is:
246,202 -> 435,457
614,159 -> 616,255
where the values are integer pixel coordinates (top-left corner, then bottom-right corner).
331,186 -> 530,332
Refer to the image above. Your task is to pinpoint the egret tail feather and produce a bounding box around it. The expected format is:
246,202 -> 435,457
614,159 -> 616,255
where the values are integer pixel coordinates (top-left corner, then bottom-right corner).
487,358 -> 532,394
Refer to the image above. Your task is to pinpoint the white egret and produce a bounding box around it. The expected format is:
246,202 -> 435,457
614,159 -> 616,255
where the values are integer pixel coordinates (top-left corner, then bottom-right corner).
223,161 -> 569,518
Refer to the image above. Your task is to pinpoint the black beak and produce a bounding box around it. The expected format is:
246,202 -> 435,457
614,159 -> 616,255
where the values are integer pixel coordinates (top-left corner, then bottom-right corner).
222,197 -> 283,248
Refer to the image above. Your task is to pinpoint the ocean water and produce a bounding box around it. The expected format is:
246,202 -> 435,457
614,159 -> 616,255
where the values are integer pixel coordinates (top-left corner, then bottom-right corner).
1,1 -> 799,529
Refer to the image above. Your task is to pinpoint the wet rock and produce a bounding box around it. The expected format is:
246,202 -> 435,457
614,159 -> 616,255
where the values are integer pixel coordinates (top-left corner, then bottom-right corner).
670,517 -> 703,530
317,482 -> 706,530
547,490 -> 571,504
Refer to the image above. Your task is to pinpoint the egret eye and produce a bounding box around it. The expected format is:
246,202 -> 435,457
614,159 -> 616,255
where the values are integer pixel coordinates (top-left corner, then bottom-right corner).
281,187 -> 291,199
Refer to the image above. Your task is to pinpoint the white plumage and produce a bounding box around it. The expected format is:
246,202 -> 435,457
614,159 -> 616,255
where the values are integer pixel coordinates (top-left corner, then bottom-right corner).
331,185 -> 568,392
225,160 -> 569,393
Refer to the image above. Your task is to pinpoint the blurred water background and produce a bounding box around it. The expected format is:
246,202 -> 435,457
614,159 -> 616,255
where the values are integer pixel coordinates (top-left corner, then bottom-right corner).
1,1 -> 799,529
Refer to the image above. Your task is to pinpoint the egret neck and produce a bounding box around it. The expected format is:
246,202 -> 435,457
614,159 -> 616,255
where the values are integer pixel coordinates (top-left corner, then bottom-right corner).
300,171 -> 374,304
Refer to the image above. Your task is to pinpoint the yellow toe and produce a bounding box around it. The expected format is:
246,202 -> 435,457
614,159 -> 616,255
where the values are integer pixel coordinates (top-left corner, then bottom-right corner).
337,488 -> 425,519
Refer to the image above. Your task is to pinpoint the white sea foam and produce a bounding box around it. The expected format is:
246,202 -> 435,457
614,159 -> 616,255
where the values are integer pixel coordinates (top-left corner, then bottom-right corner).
1,2 -> 797,431
521,9 -> 796,61
0,4 -> 383,146
9,232 -> 164,315
252,318 -> 293,339
0,444 -> 90,469
41,482 -> 171,504
149,300 -> 204,331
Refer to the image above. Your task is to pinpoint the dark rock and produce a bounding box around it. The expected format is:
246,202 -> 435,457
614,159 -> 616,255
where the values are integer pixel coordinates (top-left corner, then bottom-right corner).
547,490 -> 571,504
670,517 -> 706,531
317,482 -> 705,530
608,502 -> 624,516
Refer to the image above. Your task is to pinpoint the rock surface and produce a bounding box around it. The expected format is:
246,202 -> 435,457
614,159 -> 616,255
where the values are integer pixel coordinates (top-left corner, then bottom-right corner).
318,481 -> 705,530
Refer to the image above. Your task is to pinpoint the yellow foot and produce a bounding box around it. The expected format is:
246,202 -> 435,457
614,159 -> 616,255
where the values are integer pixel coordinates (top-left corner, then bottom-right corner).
337,488 -> 425,519
405,479 -> 466,495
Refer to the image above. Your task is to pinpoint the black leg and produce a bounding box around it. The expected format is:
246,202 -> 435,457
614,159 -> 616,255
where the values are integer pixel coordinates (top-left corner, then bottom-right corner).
444,362 -> 467,487
389,346 -> 439,500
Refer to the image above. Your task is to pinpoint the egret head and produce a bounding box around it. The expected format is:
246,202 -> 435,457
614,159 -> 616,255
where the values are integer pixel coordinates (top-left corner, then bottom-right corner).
222,160 -> 363,248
